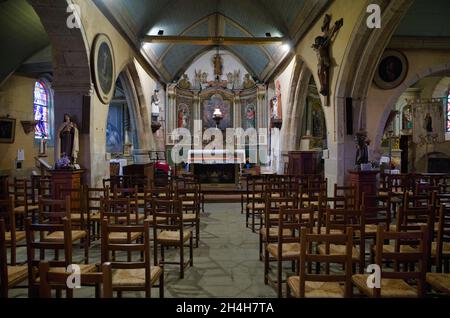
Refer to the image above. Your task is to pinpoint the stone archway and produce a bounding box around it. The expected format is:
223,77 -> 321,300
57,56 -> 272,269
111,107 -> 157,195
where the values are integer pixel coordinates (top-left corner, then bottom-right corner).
29,0 -> 93,180
373,63 -> 450,149
330,0 -> 414,185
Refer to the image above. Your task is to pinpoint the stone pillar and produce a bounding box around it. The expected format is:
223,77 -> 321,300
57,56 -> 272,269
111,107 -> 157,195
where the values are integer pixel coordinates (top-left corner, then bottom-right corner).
233,93 -> 241,129
52,84 -> 93,185
167,84 -> 177,134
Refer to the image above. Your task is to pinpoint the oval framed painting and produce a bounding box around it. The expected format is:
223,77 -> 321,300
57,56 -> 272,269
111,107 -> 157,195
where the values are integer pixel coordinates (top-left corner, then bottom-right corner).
374,50 -> 408,90
91,34 -> 115,104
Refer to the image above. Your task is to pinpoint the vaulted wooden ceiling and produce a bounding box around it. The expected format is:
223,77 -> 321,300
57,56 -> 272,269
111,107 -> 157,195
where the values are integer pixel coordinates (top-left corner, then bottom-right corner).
94,0 -> 331,83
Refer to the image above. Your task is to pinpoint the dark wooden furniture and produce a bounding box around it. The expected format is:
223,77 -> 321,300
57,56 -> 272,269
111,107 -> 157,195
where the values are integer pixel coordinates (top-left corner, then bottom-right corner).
123,163 -> 154,187
0,175 -> 8,199
49,169 -> 85,209
287,151 -> 321,176
348,170 -> 379,209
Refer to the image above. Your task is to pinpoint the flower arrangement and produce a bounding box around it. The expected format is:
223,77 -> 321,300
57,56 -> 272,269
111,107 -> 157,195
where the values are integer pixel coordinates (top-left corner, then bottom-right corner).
55,154 -> 72,169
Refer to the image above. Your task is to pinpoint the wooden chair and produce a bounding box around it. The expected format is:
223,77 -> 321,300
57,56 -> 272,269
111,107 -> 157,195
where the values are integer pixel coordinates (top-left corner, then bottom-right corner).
246,178 -> 267,232
259,195 -> 297,261
0,219 -> 28,298
86,186 -> 109,242
334,184 -> 356,209
434,205 -> 450,273
152,199 -> 193,279
362,192 -> 392,240
287,227 -> 353,298
0,196 -> 26,265
101,219 -> 164,298
38,261 -> 113,298
264,206 -> 314,297
10,178 -> 39,222
25,217 -> 96,297
320,206 -> 366,274
352,225 -> 428,298
112,186 -> 145,224
38,196 -> 89,264
176,182 -> 201,248
100,197 -> 144,253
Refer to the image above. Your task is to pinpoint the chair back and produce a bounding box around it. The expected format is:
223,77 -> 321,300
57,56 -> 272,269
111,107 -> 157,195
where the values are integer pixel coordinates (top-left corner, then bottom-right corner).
298,227 -> 354,298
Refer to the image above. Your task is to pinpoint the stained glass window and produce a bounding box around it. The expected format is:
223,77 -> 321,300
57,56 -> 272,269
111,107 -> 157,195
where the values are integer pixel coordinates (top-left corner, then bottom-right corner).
34,81 -> 49,139
447,91 -> 450,132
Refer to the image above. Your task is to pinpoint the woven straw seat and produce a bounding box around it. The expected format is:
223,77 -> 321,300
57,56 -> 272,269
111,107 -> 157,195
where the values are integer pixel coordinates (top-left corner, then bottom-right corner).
352,274 -> 418,298
266,243 -> 300,259
44,230 -> 87,241
112,266 -> 163,287
182,213 -> 197,221
246,203 -> 265,209
287,276 -> 345,298
14,205 -> 38,214
260,227 -> 292,239
318,244 -> 360,260
108,232 -> 142,242
5,231 -> 26,242
7,265 -> 28,287
158,230 -> 191,243
426,273 -> 450,294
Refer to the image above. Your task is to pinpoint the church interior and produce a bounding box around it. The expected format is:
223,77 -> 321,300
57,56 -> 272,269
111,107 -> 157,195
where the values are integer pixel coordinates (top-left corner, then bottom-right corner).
0,0 -> 450,299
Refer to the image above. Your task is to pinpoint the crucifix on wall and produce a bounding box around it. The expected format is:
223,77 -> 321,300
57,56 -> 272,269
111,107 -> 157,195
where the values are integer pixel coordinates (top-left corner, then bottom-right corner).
312,14 -> 343,97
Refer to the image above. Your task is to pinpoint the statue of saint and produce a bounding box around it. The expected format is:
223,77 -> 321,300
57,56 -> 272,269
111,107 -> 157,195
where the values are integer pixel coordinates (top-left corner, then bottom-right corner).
56,114 -> 79,163
151,90 -> 160,122
355,131 -> 369,165
312,15 -> 343,96
178,74 -> 191,89
243,73 -> 255,89
424,113 -> 433,133
212,54 -> 223,79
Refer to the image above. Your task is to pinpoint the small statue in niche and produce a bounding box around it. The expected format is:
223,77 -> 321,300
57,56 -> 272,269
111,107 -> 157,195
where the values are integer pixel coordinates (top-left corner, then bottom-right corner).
226,72 -> 234,89
178,74 -> 191,89
402,103 -> 413,130
56,113 -> 79,164
212,53 -> 223,80
312,14 -> 343,96
243,73 -> 255,89
355,130 -> 369,166
233,70 -> 241,88
424,112 -> 433,133
151,89 -> 160,122
194,70 -> 202,89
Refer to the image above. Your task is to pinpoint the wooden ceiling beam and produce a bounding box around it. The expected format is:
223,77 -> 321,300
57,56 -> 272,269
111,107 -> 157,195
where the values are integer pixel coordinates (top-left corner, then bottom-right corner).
142,35 -> 286,46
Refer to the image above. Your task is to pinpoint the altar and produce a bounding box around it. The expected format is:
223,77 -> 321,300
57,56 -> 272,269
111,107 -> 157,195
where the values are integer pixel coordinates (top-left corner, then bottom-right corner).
187,149 -> 245,184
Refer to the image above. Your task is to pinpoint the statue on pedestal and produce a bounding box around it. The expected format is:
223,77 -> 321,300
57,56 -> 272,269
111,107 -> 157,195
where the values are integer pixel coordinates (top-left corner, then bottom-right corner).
56,114 -> 79,164
151,89 -> 160,122
355,131 -> 369,166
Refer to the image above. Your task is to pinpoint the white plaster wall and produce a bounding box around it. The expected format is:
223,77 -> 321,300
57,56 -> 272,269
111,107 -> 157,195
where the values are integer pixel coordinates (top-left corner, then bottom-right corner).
184,49 -> 251,87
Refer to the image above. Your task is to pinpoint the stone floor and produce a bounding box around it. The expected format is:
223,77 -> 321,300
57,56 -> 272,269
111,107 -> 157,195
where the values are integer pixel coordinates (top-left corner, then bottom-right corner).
9,203 -> 278,298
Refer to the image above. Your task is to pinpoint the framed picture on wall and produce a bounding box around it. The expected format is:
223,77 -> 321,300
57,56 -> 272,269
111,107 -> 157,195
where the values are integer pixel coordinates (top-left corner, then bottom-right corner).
0,117 -> 16,143
91,33 -> 116,104
374,50 -> 408,90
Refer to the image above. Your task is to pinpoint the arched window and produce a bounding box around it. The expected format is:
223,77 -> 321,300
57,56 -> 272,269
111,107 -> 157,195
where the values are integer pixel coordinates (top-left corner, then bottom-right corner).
33,80 -> 50,139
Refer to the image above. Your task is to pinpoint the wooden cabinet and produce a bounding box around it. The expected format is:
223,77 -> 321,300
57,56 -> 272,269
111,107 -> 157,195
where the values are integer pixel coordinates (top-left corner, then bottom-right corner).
49,169 -> 85,209
287,151 -> 321,176
348,169 -> 379,208
123,163 -> 154,187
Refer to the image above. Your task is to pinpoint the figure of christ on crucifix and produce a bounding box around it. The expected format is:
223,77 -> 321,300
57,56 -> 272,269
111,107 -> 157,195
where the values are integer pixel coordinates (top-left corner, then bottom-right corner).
312,14 -> 343,96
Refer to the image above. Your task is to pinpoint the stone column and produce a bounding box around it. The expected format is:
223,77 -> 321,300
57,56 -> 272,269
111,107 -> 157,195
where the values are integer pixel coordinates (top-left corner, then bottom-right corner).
233,93 -> 241,129
166,84 -> 177,134
52,83 -> 94,184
